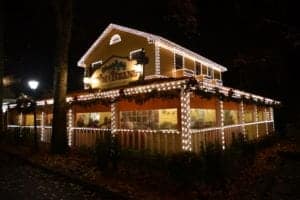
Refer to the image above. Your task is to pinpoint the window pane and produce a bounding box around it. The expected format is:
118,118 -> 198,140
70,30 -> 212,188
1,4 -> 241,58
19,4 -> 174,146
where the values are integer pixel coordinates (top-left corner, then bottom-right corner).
244,110 -> 254,123
208,68 -> 213,77
202,65 -> 208,75
175,54 -> 183,69
214,70 -> 221,80
25,114 -> 34,126
76,112 -> 111,128
191,109 -> 216,129
120,109 -> 177,130
258,110 -> 264,121
224,110 -> 238,125
195,62 -> 201,75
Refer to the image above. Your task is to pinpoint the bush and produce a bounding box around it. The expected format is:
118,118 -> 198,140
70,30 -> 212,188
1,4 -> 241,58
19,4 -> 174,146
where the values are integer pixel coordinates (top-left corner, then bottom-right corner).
94,133 -> 121,171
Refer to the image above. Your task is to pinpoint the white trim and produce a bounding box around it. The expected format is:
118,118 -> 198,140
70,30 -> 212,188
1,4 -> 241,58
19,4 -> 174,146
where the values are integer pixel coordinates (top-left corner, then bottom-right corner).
154,42 -> 160,75
77,23 -> 227,72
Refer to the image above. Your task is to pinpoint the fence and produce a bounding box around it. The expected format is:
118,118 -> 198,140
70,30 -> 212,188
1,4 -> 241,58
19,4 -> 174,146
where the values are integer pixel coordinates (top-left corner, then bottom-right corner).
191,128 -> 221,153
115,130 -> 181,154
7,120 -> 275,154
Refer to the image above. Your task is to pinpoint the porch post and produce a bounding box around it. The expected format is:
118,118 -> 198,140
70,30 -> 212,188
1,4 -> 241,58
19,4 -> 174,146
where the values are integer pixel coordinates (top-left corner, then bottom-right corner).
270,107 -> 274,132
180,88 -> 192,151
254,105 -> 259,138
41,111 -> 45,142
67,109 -> 73,146
264,107 -> 269,135
111,101 -> 117,137
239,101 -> 246,138
217,99 -> 225,150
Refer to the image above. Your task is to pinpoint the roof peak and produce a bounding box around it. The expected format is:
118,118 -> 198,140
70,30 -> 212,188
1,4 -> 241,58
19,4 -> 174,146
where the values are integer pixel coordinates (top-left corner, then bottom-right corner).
78,23 -> 227,72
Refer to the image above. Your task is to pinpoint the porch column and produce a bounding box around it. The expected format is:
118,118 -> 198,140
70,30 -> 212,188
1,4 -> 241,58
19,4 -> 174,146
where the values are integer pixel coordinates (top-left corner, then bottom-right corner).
180,88 -> 192,151
41,112 -> 45,142
67,109 -> 73,146
239,101 -> 246,138
111,101 -> 117,137
217,99 -> 225,150
270,107 -> 274,132
254,105 -> 259,138
264,107 -> 269,135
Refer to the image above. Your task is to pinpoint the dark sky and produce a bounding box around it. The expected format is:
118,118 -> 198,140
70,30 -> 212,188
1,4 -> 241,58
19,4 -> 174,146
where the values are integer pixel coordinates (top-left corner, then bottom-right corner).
4,0 -> 300,124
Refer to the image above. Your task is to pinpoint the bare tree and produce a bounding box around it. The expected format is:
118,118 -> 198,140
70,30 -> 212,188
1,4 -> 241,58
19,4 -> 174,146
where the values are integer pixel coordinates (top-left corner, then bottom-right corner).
51,0 -> 73,154
0,1 -> 5,134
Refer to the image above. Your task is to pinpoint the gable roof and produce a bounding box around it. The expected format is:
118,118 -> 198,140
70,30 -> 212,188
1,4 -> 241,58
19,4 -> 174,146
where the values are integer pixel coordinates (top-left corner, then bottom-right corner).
78,23 -> 227,72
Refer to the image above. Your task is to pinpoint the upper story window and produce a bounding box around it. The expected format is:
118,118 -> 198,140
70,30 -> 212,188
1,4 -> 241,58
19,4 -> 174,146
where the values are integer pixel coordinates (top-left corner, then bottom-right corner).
214,70 -> 221,80
175,54 -> 183,69
207,67 -> 213,77
109,34 -> 121,45
202,65 -> 208,75
195,61 -> 201,75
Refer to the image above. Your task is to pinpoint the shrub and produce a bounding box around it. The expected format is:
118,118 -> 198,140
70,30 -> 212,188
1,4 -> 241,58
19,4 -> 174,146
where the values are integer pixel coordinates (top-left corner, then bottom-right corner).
94,133 -> 121,171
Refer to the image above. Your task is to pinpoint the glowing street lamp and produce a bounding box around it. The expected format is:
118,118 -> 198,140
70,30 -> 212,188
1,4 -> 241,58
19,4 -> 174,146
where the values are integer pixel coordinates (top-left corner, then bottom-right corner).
28,80 -> 39,150
28,80 -> 39,90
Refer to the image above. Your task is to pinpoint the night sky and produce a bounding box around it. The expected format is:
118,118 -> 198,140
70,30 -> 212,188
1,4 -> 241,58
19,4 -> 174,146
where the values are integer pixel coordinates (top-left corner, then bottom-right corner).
3,0 -> 300,125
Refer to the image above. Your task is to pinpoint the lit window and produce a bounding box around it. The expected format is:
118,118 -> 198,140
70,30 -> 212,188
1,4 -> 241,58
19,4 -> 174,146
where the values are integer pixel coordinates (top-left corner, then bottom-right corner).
245,110 -> 254,123
175,54 -> 183,69
257,110 -> 264,121
224,110 -> 239,125
191,109 -> 216,129
76,112 -> 111,128
120,109 -> 177,130
109,34 -> 121,45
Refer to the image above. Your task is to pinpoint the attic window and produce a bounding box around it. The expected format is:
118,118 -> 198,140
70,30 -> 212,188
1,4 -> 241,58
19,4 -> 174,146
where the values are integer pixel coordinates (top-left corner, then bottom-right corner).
109,34 -> 121,45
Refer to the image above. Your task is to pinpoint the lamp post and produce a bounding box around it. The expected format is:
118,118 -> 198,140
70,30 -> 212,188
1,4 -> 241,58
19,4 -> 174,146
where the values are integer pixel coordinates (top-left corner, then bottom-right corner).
28,80 -> 39,150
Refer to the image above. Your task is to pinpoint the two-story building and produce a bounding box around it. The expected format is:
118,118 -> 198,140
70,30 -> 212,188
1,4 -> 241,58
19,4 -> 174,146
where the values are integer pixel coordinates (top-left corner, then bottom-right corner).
7,24 -> 280,154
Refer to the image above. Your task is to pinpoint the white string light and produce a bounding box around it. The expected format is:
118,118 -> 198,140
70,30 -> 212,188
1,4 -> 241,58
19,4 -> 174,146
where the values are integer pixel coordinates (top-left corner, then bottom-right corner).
254,105 -> 259,138
181,89 -> 192,151
67,109 -> 73,146
265,108 -> 269,135
240,101 -> 246,138
220,100 -> 225,150
111,102 -> 117,137
41,112 -> 45,142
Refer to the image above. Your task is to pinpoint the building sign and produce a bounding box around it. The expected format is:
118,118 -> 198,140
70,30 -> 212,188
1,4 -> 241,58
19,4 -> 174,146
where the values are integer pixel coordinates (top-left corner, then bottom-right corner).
89,57 -> 141,89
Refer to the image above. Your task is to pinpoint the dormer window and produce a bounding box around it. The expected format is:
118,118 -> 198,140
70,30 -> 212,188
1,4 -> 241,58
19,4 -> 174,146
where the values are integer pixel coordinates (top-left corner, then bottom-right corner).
129,49 -> 143,60
91,60 -> 102,68
109,34 -> 121,45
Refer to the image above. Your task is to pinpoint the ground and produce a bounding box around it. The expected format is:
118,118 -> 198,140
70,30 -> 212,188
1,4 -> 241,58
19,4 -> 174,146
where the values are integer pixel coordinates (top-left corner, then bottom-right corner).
0,152 -> 111,200
0,129 -> 299,199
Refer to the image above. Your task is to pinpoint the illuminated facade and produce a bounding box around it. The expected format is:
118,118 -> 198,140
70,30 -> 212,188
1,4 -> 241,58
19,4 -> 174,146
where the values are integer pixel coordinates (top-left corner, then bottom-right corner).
7,24 -> 280,154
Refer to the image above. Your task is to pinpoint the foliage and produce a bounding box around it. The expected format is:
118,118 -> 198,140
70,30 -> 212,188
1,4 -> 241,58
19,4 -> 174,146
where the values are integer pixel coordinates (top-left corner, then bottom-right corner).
1,128 -> 36,147
94,132 -> 121,171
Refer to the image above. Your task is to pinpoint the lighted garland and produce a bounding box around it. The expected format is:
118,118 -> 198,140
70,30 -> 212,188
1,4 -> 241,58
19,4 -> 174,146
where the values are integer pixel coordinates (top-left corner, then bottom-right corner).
49,77 -> 277,108
119,88 -> 180,105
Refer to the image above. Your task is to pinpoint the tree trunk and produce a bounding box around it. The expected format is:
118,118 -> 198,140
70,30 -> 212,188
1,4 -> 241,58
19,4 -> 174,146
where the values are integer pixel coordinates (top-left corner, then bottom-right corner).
51,0 -> 73,154
0,1 -> 5,135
